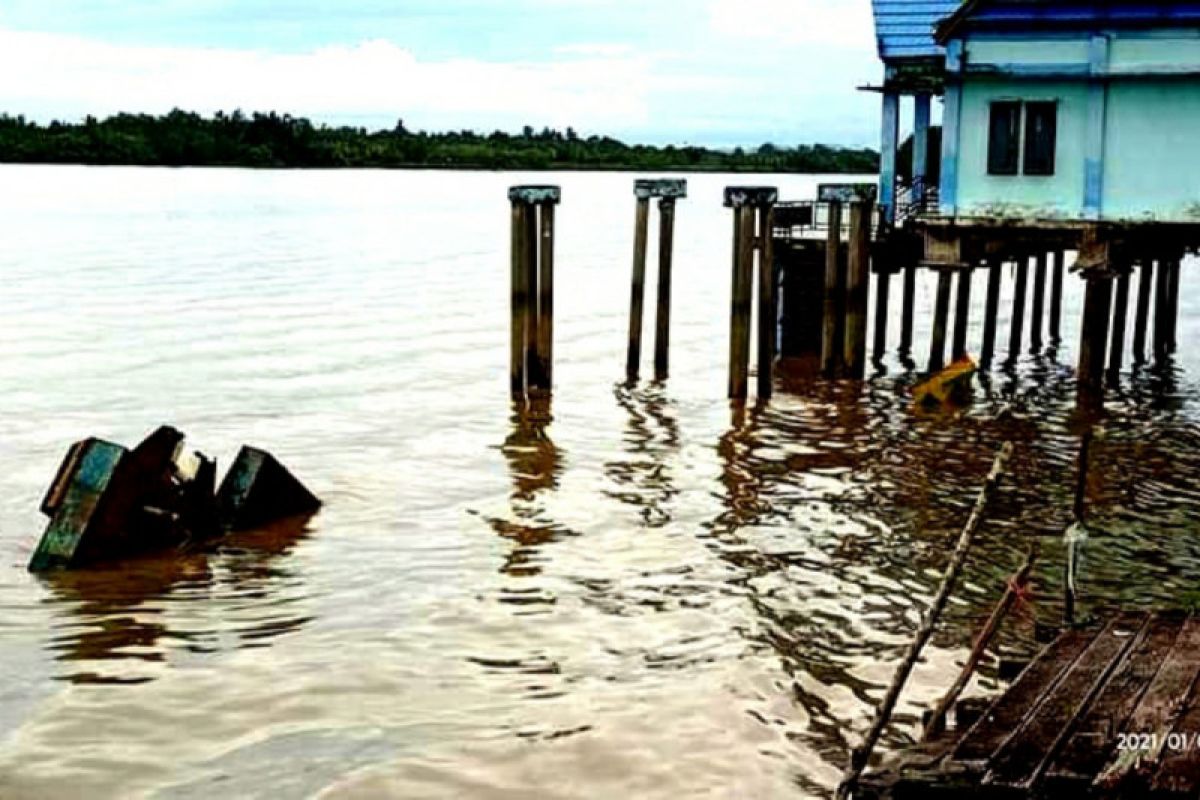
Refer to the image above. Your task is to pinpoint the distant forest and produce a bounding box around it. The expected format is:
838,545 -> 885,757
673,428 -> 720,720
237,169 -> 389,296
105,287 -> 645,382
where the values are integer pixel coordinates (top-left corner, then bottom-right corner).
0,110 -> 881,173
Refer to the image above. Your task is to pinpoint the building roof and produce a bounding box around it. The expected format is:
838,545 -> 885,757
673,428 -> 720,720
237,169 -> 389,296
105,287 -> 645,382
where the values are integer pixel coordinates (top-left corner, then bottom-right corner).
937,0 -> 1200,43
872,0 -> 965,61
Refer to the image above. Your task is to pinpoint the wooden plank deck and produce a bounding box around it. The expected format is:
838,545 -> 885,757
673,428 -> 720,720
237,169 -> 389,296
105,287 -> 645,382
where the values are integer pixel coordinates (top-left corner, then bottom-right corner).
857,612 -> 1200,799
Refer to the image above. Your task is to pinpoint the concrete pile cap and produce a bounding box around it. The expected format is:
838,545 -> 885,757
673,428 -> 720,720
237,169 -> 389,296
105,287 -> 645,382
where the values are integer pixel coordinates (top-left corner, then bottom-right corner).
634,179 -> 687,200
818,183 -> 878,204
724,186 -> 779,208
508,185 -> 562,205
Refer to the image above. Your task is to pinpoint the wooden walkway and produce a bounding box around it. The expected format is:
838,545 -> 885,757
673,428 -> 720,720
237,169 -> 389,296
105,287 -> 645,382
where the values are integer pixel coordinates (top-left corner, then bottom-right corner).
858,612 -> 1200,798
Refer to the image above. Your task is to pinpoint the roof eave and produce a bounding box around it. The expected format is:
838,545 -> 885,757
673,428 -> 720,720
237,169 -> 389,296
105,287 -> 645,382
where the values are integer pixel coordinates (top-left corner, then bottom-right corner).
935,0 -> 984,44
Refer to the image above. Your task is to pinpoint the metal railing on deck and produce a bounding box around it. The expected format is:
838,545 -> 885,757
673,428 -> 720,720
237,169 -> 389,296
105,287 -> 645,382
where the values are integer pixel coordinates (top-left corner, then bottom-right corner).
895,181 -> 939,224
771,201 -> 885,242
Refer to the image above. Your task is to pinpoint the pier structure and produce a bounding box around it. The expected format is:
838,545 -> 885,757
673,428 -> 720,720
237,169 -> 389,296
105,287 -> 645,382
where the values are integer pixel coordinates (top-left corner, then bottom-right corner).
859,612 -> 1200,799
919,218 -> 1197,392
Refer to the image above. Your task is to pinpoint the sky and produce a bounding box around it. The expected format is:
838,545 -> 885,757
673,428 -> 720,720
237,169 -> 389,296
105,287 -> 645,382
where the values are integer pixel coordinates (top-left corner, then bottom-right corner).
0,0 -> 886,148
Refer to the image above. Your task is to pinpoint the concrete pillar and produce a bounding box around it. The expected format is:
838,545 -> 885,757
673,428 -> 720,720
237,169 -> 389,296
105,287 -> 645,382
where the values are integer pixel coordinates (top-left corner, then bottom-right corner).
880,91 -> 900,226
913,93 -> 932,206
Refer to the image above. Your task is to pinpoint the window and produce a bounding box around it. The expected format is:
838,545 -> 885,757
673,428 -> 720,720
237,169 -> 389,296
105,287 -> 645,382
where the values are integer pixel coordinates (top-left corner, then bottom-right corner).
988,102 -> 1021,176
1024,102 -> 1058,176
987,100 -> 1059,177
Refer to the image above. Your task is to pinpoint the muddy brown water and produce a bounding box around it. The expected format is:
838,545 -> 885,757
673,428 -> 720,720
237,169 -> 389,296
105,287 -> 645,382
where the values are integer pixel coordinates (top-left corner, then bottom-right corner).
2,166 -> 1200,799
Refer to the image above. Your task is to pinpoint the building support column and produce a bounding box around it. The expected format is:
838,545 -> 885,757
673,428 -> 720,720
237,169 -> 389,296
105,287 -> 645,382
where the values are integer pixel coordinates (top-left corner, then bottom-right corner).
913,93 -> 932,208
879,91 -> 900,227
1108,269 -> 1130,382
1078,274 -> 1114,392
1084,35 -> 1110,220
939,41 -> 964,216
1132,259 -> 1154,364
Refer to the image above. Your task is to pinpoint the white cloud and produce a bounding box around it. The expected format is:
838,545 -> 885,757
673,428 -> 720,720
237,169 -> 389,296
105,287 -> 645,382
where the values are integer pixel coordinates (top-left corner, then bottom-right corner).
708,0 -> 874,49
0,28 -> 653,130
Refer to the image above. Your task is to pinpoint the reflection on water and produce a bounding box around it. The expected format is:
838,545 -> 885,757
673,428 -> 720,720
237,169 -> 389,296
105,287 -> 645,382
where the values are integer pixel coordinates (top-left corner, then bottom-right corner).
2,167 -> 1200,799
39,515 -> 315,685
606,382 -> 680,527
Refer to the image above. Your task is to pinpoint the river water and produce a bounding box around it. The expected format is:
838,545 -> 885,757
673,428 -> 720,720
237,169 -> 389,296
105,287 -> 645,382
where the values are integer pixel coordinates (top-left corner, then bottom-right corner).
2,166 -> 1200,799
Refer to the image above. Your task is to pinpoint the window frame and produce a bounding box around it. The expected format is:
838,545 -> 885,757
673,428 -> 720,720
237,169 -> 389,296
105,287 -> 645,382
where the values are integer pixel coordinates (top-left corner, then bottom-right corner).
987,100 -> 1023,177
1022,101 -> 1058,177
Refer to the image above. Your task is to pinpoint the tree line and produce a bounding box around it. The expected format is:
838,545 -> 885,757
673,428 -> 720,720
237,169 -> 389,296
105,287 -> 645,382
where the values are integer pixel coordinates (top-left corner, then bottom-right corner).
0,110 -> 880,173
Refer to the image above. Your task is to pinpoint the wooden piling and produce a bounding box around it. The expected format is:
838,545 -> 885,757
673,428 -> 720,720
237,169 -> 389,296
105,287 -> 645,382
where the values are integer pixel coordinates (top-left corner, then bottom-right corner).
1154,256 -> 1172,362
724,186 -> 778,399
899,264 -> 916,357
928,268 -> 953,373
821,201 -> 844,377
1009,257 -> 1029,363
873,269 -> 891,365
508,185 -> 561,401
729,208 -> 754,399
1108,270 -> 1130,381
536,203 -> 555,392
1078,275 -> 1114,390
523,204 -> 542,391
625,198 -> 650,382
757,205 -> 777,398
1133,260 -> 1154,364
980,260 -> 1003,370
952,267 -> 972,362
1031,252 -> 1047,353
510,203 -> 529,399
654,197 -> 677,381
1050,250 -> 1065,344
844,201 -> 872,378
1167,257 -> 1182,354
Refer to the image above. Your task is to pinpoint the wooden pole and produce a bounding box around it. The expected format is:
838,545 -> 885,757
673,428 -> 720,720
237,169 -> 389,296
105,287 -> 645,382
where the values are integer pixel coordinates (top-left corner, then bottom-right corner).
1133,260 -> 1154,364
1167,257 -> 1182,354
729,207 -> 754,399
535,203 -> 555,394
837,443 -> 1015,800
1066,430 -> 1093,626
757,205 -> 777,398
523,205 -> 541,391
821,201 -> 844,377
1108,270 -> 1130,382
844,201 -> 871,378
1049,250 -> 1065,345
510,202 -> 529,399
899,264 -> 917,357
654,198 -> 676,381
928,268 -> 953,373
626,197 -> 651,382
1009,257 -> 1029,363
980,260 -> 1003,370
1031,251 -> 1047,353
1155,255 -> 1172,362
1078,276 -> 1114,391
923,545 -> 1039,740
951,267 -> 972,362
873,268 -> 891,365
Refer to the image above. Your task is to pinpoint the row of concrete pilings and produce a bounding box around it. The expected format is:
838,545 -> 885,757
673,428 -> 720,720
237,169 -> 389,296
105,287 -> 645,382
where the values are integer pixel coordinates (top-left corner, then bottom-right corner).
508,181 -> 1186,406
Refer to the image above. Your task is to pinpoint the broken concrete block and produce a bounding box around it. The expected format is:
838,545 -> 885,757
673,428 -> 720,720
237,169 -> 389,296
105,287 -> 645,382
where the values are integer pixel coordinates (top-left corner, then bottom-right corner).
216,446 -> 321,531
29,438 -> 128,572
30,428 -> 320,571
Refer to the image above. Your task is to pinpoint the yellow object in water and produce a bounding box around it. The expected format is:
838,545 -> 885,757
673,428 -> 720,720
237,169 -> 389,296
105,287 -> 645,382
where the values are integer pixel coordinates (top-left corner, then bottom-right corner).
913,357 -> 977,406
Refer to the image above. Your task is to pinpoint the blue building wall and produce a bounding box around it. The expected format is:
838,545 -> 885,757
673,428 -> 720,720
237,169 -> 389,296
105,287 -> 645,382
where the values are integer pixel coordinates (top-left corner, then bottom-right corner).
941,30 -> 1200,222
